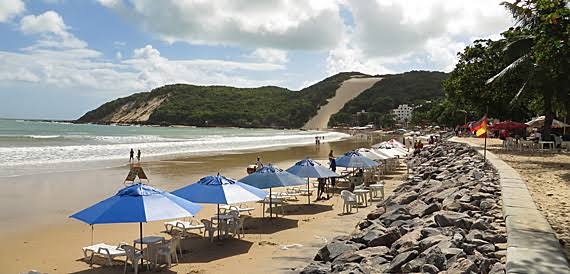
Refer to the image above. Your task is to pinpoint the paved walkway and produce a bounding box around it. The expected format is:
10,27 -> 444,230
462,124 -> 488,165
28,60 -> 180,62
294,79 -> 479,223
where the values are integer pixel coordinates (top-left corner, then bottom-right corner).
452,138 -> 570,274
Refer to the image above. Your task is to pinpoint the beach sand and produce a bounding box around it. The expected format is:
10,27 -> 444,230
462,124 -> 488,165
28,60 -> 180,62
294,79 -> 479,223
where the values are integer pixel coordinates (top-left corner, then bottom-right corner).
0,136 -> 407,273
303,77 -> 382,130
455,137 -> 570,260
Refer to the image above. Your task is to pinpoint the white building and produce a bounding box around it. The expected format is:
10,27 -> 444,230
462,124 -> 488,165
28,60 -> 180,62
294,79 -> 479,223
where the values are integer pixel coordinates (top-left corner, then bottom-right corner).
392,104 -> 413,122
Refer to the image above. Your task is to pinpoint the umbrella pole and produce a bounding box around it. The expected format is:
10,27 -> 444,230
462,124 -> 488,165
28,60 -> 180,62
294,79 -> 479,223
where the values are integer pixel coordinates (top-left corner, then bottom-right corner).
269,188 -> 273,218
139,222 -> 144,269
307,178 -> 310,205
217,204 -> 221,240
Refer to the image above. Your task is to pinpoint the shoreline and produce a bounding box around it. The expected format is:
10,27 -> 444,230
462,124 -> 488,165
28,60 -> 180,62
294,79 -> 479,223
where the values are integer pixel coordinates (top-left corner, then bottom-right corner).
0,134 -> 405,273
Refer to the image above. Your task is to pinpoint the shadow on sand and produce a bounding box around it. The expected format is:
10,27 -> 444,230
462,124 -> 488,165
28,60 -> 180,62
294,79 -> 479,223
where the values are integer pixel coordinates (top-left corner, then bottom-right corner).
279,204 -> 333,216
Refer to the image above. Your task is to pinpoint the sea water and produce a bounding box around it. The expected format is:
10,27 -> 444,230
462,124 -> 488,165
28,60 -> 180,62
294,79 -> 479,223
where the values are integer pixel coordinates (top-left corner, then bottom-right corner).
0,119 -> 348,177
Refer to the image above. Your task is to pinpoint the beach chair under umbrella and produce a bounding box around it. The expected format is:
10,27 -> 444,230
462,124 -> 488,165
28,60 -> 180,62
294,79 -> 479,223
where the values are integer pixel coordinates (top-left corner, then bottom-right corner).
172,174 -> 266,238
70,183 -> 202,267
240,164 -> 305,218
286,158 -> 338,204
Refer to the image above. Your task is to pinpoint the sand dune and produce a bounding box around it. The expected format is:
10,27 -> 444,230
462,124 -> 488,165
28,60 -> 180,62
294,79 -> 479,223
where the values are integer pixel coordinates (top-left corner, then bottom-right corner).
303,77 -> 382,130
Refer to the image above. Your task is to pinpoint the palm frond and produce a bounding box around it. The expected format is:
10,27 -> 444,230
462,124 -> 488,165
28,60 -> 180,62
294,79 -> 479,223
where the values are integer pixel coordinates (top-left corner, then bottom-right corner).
486,53 -> 531,85
500,1 -> 537,28
502,35 -> 534,63
509,77 -> 530,105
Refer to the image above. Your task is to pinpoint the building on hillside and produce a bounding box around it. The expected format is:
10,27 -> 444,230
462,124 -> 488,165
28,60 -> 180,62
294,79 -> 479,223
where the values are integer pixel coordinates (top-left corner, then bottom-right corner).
392,104 -> 413,123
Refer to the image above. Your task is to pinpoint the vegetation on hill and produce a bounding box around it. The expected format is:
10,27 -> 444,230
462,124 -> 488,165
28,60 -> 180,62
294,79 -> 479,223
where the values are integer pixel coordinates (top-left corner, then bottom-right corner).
77,72 -> 363,128
329,71 -> 449,127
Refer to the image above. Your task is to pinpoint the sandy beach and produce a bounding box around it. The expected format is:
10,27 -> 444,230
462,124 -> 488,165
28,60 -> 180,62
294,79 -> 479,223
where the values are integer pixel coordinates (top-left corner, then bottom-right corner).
455,137 -> 570,260
0,136 -> 407,273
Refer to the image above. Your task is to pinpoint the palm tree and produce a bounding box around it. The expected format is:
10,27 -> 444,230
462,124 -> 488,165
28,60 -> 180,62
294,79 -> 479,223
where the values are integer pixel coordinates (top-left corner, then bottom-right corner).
486,0 -> 569,140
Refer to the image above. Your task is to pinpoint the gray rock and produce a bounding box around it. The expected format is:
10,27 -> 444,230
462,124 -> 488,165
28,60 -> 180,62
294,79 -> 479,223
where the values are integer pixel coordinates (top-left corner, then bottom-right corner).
385,250 -> 418,273
421,264 -> 439,274
332,250 -> 364,264
471,219 -> 491,230
447,258 -> 477,274
300,262 -> 330,274
366,207 -> 386,220
419,234 -> 448,251
315,242 -> 360,262
476,243 -> 496,254
391,228 -> 422,253
488,262 -> 505,274
401,257 -> 426,273
354,246 -> 390,258
367,228 -> 401,247
407,200 -> 429,217
421,227 -> 443,238
425,246 -> 447,270
330,262 -> 365,273
479,198 -> 496,211
482,232 -> 506,243
434,211 -> 469,227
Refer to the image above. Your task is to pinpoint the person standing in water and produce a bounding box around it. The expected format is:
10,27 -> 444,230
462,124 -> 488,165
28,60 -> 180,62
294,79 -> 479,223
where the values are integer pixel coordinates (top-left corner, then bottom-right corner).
129,148 -> 134,162
137,149 -> 141,162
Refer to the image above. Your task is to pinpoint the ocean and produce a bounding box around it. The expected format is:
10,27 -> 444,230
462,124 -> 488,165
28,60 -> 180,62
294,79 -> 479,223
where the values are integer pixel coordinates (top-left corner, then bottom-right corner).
0,119 -> 348,177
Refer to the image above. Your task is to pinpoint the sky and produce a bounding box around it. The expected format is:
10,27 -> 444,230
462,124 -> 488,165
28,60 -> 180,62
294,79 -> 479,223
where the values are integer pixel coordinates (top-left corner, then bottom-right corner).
0,0 -> 514,120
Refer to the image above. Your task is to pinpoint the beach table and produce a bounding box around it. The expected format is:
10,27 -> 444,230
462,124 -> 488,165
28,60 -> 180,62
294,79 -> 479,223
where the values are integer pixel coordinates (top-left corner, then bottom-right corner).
369,183 -> 385,200
353,189 -> 370,207
211,214 -> 236,238
260,197 -> 286,217
539,141 -> 555,152
134,236 -> 165,268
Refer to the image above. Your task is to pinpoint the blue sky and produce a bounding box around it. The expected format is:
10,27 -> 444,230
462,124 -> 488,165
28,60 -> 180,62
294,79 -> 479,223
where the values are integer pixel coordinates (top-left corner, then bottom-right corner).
0,0 -> 512,119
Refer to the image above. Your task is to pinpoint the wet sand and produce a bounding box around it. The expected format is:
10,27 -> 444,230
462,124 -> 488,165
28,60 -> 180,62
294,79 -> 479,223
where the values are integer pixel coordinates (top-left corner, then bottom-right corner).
0,136 -> 406,273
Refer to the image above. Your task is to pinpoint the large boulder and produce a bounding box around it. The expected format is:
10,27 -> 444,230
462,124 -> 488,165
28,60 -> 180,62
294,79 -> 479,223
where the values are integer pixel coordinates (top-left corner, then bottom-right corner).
385,250 -> 418,273
434,211 -> 470,227
314,242 -> 360,262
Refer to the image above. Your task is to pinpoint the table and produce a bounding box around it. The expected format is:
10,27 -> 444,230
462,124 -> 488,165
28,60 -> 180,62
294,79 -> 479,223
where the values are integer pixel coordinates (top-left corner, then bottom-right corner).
369,183 -> 385,200
539,141 -> 555,151
211,214 -> 236,238
353,189 -> 370,207
260,197 -> 285,217
134,236 -> 165,268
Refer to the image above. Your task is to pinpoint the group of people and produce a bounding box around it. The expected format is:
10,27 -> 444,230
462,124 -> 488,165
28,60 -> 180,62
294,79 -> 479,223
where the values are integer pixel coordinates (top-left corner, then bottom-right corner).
315,136 -> 326,145
129,148 -> 141,162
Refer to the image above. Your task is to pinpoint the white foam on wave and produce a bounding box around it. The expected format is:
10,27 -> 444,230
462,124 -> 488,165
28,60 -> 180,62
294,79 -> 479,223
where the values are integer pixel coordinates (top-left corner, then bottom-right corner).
0,131 -> 348,169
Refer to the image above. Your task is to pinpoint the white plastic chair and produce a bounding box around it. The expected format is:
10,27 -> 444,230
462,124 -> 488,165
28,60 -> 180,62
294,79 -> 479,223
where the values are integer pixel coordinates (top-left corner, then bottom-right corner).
120,244 -> 143,274
154,239 -> 178,269
340,190 -> 358,214
200,219 -> 216,242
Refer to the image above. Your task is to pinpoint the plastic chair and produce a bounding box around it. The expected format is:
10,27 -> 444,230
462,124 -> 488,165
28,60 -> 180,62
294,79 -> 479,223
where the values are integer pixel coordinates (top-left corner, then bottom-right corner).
226,210 -> 240,237
340,190 -> 358,214
200,219 -> 216,242
154,239 -> 178,269
120,244 -> 143,274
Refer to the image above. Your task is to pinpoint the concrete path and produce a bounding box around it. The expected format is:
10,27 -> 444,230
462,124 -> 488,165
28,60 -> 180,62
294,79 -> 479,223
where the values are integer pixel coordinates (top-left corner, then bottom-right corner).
303,77 -> 381,130
452,138 -> 570,274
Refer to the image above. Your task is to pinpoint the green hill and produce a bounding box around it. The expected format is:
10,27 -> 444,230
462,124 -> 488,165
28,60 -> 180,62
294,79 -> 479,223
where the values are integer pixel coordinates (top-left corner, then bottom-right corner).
77,71 -> 447,128
329,71 -> 449,126
77,72 -> 364,128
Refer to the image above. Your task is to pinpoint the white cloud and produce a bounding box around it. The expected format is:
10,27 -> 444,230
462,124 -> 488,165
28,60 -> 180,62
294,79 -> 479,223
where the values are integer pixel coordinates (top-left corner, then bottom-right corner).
0,0 -> 25,22
325,0 -> 513,74
20,11 -> 87,49
98,0 -> 345,51
248,48 -> 288,64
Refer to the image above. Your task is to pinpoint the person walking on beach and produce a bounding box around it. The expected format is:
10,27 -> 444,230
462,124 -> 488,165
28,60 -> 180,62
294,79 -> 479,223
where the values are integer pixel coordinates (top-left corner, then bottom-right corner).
129,148 -> 134,162
255,157 -> 263,171
137,149 -> 141,162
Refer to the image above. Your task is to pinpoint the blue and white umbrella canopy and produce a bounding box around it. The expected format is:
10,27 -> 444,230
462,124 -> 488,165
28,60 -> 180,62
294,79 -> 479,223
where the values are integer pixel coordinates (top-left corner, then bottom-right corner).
172,174 -> 266,205
335,151 -> 379,169
285,158 -> 339,178
239,165 -> 306,189
70,183 -> 202,224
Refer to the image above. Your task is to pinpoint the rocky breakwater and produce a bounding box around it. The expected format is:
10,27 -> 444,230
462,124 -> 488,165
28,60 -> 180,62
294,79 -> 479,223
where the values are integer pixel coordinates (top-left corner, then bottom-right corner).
301,142 -> 507,273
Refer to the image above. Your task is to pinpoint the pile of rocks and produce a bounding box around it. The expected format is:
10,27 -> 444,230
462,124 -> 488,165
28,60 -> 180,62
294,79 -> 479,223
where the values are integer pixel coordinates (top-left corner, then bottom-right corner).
302,142 -> 507,274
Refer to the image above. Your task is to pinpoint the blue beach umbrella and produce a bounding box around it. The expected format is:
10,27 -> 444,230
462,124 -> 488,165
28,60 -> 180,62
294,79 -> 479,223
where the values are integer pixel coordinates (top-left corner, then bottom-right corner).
286,158 -> 339,204
172,174 -> 266,205
335,151 -> 379,169
172,174 -> 266,237
240,164 -> 305,217
70,183 -> 202,261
